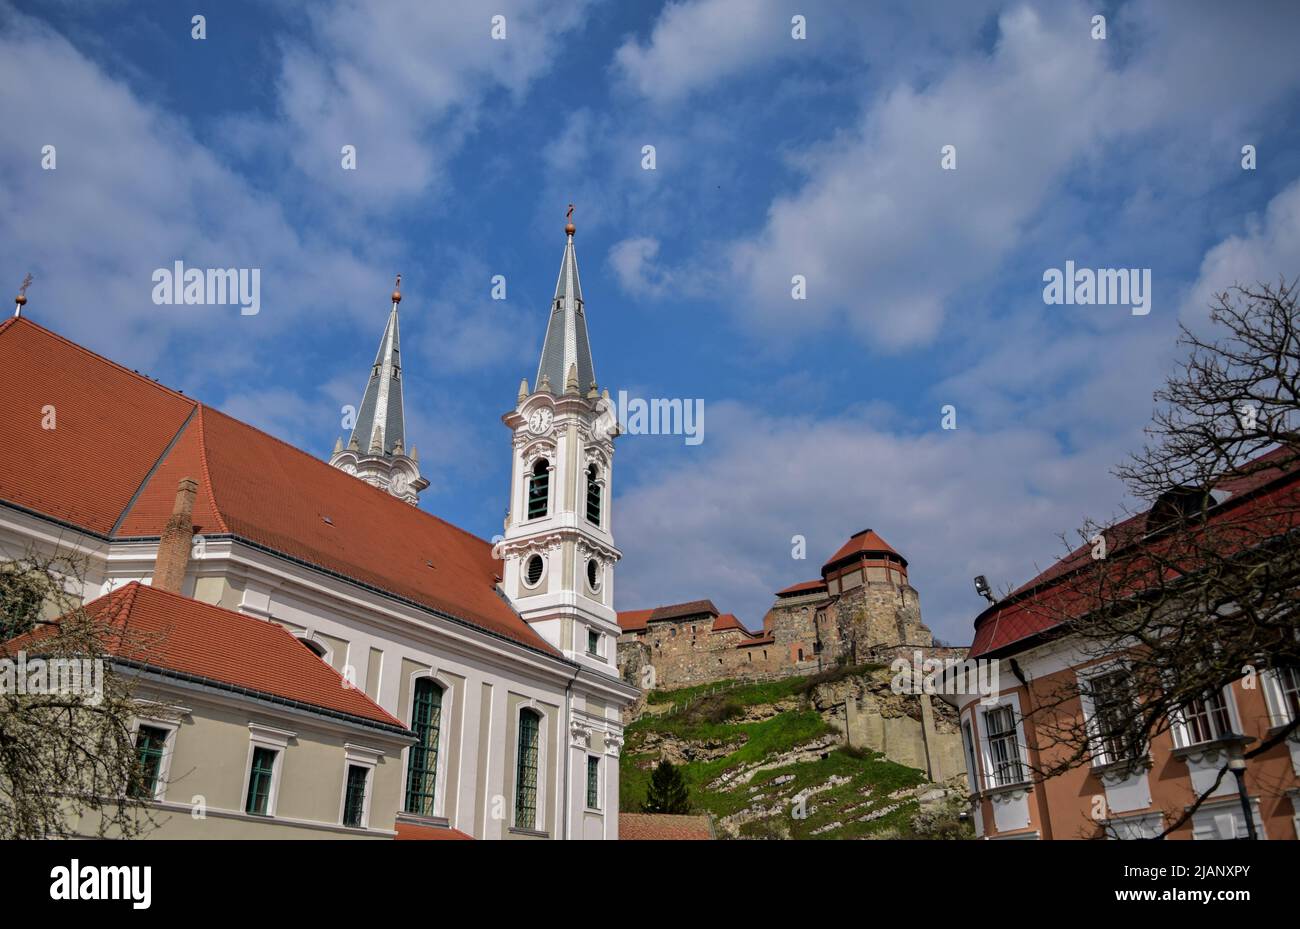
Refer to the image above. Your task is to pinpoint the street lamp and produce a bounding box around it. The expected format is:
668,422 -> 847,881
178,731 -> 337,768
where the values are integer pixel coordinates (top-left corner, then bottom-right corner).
1224,737 -> 1258,840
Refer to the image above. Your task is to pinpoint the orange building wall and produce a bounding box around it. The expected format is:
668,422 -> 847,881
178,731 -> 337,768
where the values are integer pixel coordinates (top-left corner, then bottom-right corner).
965,666 -> 1298,840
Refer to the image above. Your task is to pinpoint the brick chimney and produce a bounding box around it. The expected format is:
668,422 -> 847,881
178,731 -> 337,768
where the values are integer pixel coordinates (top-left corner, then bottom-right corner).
152,477 -> 198,593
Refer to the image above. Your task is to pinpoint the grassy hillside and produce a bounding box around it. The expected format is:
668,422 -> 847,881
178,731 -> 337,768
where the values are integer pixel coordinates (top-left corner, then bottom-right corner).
620,669 -> 953,839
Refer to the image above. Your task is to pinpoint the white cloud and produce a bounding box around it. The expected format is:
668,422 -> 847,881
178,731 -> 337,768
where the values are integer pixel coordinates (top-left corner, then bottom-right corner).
271,0 -> 596,212
0,12 -> 375,369
608,237 -> 671,297
727,5 -> 1123,351
613,0 -> 790,106
614,398 -> 1126,644
1183,179 -> 1300,327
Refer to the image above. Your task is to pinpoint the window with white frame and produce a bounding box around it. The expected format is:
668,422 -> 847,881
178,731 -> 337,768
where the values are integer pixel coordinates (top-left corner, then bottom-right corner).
1178,688 -> 1233,745
128,724 -> 173,800
983,705 -> 1025,787
1263,665 -> 1300,727
586,754 -> 601,810
242,723 -> 294,818
342,765 -> 369,827
515,708 -> 542,830
1087,668 -> 1142,764
341,743 -> 383,829
404,678 -> 443,816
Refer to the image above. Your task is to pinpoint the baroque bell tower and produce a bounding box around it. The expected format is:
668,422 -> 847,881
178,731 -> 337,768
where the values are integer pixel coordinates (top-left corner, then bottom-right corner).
499,209 -> 622,668
330,276 -> 429,504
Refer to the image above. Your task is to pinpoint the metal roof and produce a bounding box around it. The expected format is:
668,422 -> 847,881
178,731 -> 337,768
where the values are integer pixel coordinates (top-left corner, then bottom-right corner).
536,230 -> 596,395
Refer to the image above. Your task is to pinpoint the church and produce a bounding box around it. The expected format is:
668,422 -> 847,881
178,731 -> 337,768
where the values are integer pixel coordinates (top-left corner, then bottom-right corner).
0,217 -> 638,839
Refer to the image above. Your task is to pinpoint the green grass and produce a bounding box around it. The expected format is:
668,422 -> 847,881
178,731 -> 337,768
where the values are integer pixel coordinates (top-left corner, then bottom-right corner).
622,669 -> 930,838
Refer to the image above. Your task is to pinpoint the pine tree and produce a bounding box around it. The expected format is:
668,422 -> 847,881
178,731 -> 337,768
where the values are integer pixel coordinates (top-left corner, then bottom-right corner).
642,760 -> 691,814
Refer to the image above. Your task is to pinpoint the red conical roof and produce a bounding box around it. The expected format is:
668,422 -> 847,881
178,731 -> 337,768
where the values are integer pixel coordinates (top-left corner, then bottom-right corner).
822,529 -> 906,573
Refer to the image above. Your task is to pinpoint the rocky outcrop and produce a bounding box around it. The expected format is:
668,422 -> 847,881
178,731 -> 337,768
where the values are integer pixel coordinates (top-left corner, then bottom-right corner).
808,668 -> 965,784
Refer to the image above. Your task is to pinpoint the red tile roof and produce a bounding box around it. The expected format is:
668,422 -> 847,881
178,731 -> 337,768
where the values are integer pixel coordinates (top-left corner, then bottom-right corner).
775,578 -> 828,596
822,529 -> 906,571
617,608 -> 654,633
648,600 -> 719,622
395,821 -> 474,840
11,582 -> 406,730
0,318 -> 556,657
969,449 -> 1300,658
619,813 -> 714,840
710,612 -> 746,633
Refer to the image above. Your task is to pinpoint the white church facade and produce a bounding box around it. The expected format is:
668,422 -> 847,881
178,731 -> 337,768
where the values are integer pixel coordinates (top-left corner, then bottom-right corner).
0,216 -> 638,840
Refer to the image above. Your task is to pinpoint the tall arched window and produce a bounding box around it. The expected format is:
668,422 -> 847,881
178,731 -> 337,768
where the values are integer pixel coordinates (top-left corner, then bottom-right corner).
515,709 -> 541,829
585,464 -> 601,525
404,678 -> 443,815
527,459 -> 550,519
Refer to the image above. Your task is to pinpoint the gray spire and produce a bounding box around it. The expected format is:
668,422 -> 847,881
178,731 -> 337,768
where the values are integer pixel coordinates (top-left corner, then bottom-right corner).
349,289 -> 406,458
536,221 -> 596,396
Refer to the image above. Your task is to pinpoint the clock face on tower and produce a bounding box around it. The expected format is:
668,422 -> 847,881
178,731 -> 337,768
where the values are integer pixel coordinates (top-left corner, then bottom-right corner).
392,472 -> 410,494
527,408 -> 553,435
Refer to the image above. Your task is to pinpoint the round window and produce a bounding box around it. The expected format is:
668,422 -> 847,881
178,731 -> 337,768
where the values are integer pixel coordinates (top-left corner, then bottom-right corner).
587,558 -> 600,591
525,554 -> 545,587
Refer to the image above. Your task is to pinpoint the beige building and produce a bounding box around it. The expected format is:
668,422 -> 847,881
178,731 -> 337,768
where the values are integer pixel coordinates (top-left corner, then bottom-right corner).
53,582 -> 415,838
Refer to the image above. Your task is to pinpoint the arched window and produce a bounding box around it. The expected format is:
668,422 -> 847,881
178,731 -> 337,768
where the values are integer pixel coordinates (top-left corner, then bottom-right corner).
515,709 -> 541,829
298,637 -> 328,660
527,459 -> 550,519
404,679 -> 443,815
585,464 -> 601,525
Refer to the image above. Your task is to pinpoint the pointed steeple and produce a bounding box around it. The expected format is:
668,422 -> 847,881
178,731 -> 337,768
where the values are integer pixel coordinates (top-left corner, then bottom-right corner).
349,276 -> 407,457
536,206 -> 596,397
329,276 -> 428,504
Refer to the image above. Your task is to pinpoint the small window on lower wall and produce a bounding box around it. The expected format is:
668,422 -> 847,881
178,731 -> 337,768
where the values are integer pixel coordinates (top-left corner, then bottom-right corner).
343,764 -> 369,827
587,629 -> 600,656
129,725 -> 170,799
245,747 -> 278,815
586,755 -> 600,810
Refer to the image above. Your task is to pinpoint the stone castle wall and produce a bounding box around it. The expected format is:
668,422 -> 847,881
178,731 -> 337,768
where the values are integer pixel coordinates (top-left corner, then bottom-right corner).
619,573 -> 946,694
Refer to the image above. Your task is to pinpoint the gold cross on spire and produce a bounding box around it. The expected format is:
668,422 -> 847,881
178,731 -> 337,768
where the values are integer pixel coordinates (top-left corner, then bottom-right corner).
565,203 -> 576,236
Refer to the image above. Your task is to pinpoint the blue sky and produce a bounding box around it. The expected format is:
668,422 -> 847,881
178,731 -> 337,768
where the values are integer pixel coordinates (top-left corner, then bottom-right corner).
3,0 -> 1300,643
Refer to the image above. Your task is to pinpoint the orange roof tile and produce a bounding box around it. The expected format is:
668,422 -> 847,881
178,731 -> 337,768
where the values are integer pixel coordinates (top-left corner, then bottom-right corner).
823,529 -> 906,572
775,578 -> 828,596
648,600 -> 718,622
395,821 -> 474,840
0,319 -> 197,535
710,612 -> 747,633
617,608 -> 654,632
12,582 -> 406,730
619,813 -> 714,840
0,318 -> 556,657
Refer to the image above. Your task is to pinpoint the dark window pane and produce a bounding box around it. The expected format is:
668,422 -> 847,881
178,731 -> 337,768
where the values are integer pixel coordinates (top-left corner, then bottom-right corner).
515,710 -> 540,829
129,725 -> 168,799
404,679 -> 443,815
246,747 -> 277,815
343,764 -> 369,827
586,755 -> 600,809
528,460 -> 549,519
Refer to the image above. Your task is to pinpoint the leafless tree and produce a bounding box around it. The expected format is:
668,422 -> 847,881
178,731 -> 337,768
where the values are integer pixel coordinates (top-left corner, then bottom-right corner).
0,550 -> 167,838
1014,280 -> 1300,838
